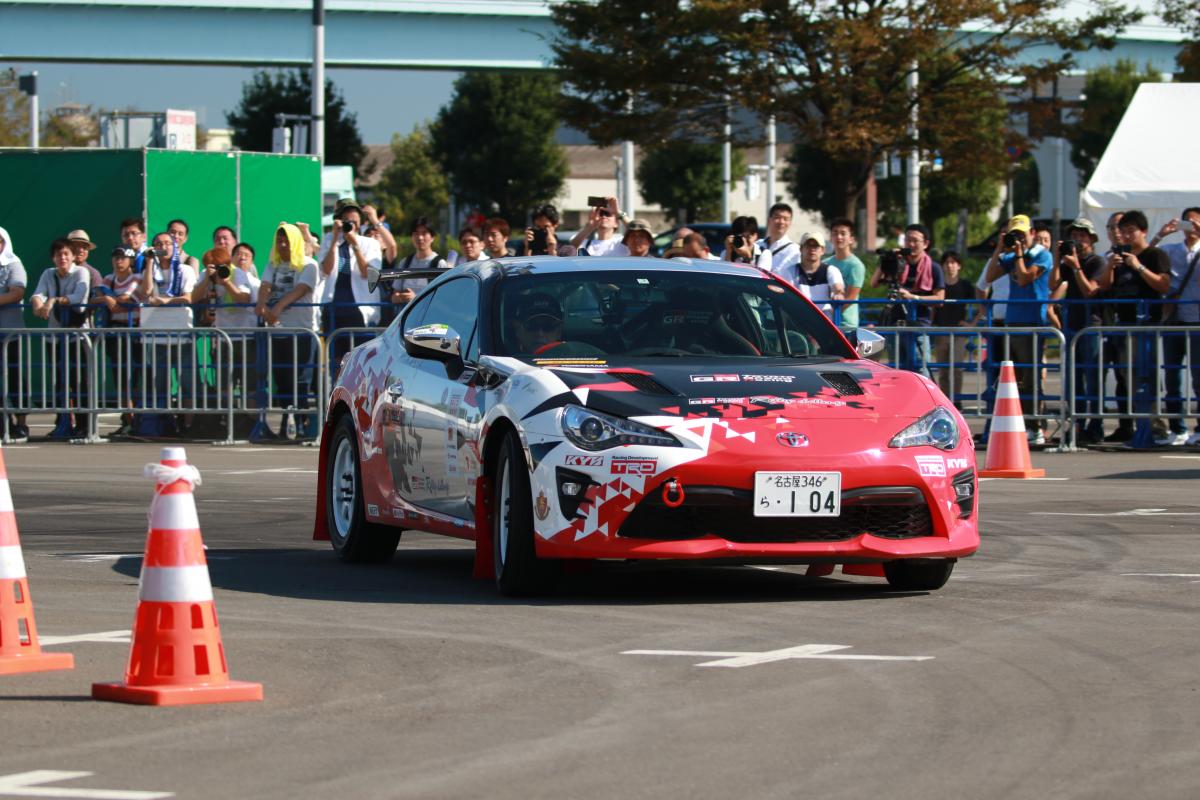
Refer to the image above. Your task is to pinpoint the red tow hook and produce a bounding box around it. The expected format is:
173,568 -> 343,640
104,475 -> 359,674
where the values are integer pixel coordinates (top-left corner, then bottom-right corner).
662,478 -> 685,508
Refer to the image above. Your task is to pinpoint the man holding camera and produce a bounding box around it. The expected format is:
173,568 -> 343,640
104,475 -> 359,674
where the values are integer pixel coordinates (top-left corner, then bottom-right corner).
523,204 -> 576,257
1097,209 -> 1171,443
983,214 -> 1052,440
869,224 -> 945,376
1050,218 -> 1107,445
1149,208 -> 1200,445
318,198 -> 382,376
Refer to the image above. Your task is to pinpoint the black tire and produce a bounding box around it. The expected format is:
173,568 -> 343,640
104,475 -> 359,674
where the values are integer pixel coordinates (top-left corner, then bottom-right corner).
883,559 -> 955,591
493,432 -> 558,596
325,415 -> 401,563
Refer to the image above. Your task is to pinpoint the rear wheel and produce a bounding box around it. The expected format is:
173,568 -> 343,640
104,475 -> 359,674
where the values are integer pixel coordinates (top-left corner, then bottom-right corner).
325,415 -> 401,563
493,432 -> 558,596
883,559 -> 955,591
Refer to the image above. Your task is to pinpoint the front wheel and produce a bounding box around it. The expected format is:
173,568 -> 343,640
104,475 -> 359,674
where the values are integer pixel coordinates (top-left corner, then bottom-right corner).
325,415 -> 401,563
493,432 -> 558,596
883,559 -> 955,591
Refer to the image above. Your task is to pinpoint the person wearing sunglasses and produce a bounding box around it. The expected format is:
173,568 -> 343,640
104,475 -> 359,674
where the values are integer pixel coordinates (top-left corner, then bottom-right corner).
512,293 -> 565,356
570,196 -> 630,257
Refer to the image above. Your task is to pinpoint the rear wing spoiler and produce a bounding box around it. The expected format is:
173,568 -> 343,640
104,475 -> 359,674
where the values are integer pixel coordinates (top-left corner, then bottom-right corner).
366,267 -> 449,294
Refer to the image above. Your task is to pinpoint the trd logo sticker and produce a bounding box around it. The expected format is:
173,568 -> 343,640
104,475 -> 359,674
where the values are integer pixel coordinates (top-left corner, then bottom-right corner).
914,455 -> 947,477
946,457 -> 971,471
565,454 -> 605,467
534,490 -> 551,520
690,374 -> 740,383
611,456 -> 658,475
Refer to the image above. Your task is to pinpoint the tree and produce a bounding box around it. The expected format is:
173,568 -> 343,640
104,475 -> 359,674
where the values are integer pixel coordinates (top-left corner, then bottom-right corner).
551,0 -> 1140,223
374,126 -> 450,232
637,141 -> 745,223
226,69 -> 365,168
1064,59 -> 1160,184
41,105 -> 98,147
0,71 -> 31,146
1160,0 -> 1200,78
429,72 -> 567,226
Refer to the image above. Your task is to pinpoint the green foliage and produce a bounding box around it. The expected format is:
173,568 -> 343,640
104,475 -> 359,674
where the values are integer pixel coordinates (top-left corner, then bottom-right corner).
0,71 -> 30,146
552,0 -> 1140,224
1160,0 -> 1200,78
636,141 -> 746,223
226,69 -> 365,168
375,126 -> 450,233
430,72 -> 567,227
1064,59 -> 1161,183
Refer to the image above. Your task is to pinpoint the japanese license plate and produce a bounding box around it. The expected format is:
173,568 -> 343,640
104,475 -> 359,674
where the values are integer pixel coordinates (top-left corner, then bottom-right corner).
753,472 -> 841,517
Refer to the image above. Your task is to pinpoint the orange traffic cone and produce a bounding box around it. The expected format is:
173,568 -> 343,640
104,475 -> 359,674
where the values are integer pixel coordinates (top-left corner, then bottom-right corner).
979,361 -> 1046,479
0,444 -> 74,675
93,447 -> 262,705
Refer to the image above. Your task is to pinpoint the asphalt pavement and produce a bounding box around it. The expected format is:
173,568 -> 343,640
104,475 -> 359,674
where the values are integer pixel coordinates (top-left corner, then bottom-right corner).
0,442 -> 1197,799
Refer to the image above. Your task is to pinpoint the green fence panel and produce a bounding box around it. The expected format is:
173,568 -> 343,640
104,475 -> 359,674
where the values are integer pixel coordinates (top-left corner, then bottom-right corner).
145,150 -> 238,259
0,149 -> 143,325
238,153 -> 322,270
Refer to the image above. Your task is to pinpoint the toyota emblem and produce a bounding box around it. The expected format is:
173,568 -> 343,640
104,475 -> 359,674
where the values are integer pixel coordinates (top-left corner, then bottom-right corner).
776,432 -> 809,448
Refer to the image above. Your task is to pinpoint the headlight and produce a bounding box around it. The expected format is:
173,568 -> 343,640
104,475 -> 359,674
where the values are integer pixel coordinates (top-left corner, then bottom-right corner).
561,405 -> 680,451
889,406 -> 960,451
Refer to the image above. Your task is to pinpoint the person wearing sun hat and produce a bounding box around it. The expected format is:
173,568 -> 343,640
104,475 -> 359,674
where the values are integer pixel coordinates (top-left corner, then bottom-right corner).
65,229 -> 104,306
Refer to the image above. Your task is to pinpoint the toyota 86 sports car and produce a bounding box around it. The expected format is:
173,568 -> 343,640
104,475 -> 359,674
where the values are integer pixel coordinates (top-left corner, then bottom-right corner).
312,256 -> 979,595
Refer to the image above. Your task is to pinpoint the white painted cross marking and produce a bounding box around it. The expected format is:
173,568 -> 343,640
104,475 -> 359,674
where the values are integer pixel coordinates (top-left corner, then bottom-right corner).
38,630 -> 131,647
0,770 -> 172,799
623,643 -> 933,668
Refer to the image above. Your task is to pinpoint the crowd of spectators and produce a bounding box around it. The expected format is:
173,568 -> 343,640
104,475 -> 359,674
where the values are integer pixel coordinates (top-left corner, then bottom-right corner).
2,195 -> 1199,446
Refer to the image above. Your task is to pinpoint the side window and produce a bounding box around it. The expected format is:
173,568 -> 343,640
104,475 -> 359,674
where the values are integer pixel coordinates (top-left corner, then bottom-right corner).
400,291 -> 435,331
419,277 -> 480,359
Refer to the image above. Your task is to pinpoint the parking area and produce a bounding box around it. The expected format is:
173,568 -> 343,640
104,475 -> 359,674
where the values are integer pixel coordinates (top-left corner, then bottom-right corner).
0,443 -> 1198,799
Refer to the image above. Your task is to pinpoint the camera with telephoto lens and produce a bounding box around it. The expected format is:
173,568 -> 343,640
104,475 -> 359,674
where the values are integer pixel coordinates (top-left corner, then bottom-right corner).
1058,240 -> 1077,258
874,247 -> 911,281
1003,230 -> 1024,249
215,264 -> 231,280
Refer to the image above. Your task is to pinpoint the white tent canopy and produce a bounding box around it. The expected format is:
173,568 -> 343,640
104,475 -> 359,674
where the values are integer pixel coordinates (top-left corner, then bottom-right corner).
1080,82 -> 1200,251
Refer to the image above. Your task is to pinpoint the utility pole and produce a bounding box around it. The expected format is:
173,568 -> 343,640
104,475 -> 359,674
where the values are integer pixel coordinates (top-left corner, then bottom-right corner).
765,114 -> 776,221
312,0 -> 326,162
18,71 -> 38,148
722,96 -> 731,223
905,62 -> 919,225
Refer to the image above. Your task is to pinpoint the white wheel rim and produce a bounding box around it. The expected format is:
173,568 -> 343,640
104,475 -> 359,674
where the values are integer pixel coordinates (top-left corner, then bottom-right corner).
498,462 -> 511,567
332,437 -> 357,539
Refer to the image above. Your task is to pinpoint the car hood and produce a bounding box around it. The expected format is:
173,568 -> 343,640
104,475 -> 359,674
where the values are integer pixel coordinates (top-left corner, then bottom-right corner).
534,358 -> 938,421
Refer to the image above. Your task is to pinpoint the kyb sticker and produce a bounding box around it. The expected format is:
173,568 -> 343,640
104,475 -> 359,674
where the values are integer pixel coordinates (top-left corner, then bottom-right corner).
611,456 -> 658,475
946,457 -> 971,471
565,454 -> 605,467
914,455 -> 947,477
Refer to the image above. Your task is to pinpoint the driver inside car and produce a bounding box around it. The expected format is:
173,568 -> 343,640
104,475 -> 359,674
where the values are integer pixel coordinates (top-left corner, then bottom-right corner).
512,293 -> 565,356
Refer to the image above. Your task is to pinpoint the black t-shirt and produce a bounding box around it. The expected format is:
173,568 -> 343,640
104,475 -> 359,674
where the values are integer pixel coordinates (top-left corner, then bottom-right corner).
1109,245 -> 1170,323
932,278 -> 975,326
1063,252 -> 1105,331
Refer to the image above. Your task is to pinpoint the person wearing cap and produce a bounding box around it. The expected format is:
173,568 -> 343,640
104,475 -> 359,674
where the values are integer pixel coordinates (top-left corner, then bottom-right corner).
622,219 -> 654,258
511,293 -> 564,356
985,213 -> 1053,441
0,226 -> 28,442
1050,217 -> 1107,445
317,197 -> 382,376
775,231 -> 843,317
97,246 -> 143,437
1150,207 -> 1200,445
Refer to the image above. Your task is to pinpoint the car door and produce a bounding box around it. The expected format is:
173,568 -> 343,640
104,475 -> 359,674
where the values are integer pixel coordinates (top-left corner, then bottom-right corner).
394,277 -> 482,520
380,291 -> 433,516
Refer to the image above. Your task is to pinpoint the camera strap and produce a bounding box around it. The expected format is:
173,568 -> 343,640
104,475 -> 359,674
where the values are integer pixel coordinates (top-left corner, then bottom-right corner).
1163,248 -> 1200,322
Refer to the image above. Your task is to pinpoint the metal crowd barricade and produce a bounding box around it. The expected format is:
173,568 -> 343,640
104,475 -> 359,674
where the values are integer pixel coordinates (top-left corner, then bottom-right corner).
1067,325 -> 1200,450
872,324 -> 1069,433
220,327 -> 327,441
0,328 -> 98,441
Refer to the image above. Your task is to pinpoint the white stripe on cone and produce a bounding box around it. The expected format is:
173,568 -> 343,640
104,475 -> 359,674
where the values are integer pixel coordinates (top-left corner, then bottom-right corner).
0,544 -> 27,580
992,415 -> 1028,433
149,492 -> 201,531
138,565 -> 214,603
0,478 -> 12,513
996,383 -> 1020,400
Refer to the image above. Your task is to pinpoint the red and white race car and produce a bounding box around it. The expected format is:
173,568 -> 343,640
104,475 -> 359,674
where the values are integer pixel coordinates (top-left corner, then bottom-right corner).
313,256 -> 979,595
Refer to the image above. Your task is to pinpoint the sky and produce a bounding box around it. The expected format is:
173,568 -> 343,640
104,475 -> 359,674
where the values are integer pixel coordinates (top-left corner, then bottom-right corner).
8,61 -> 461,145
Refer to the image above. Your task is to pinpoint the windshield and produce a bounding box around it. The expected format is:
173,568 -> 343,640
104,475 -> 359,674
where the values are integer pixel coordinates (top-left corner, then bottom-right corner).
495,269 -> 850,360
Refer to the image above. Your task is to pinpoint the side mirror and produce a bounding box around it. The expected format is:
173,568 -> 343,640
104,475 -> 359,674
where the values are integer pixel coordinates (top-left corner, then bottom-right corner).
403,323 -> 461,360
849,328 -> 886,359
366,266 -> 381,293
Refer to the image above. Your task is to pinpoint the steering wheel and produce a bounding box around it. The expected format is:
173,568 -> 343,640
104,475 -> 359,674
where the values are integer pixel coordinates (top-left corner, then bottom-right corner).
532,341 -> 607,358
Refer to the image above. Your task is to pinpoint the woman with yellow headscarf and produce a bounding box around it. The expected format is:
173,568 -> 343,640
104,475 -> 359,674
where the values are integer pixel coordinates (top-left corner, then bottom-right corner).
255,222 -> 322,439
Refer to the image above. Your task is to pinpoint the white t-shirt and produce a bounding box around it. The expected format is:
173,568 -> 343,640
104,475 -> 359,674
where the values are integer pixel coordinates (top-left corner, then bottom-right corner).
581,237 -> 629,257
975,270 -> 1009,321
213,267 -> 261,330
261,259 -> 320,332
31,266 -> 91,329
764,236 -> 800,275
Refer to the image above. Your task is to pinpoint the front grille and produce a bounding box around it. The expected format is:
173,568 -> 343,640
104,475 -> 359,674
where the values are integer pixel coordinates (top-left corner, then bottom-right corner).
820,371 -> 865,396
618,485 -> 933,543
615,372 -> 677,395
